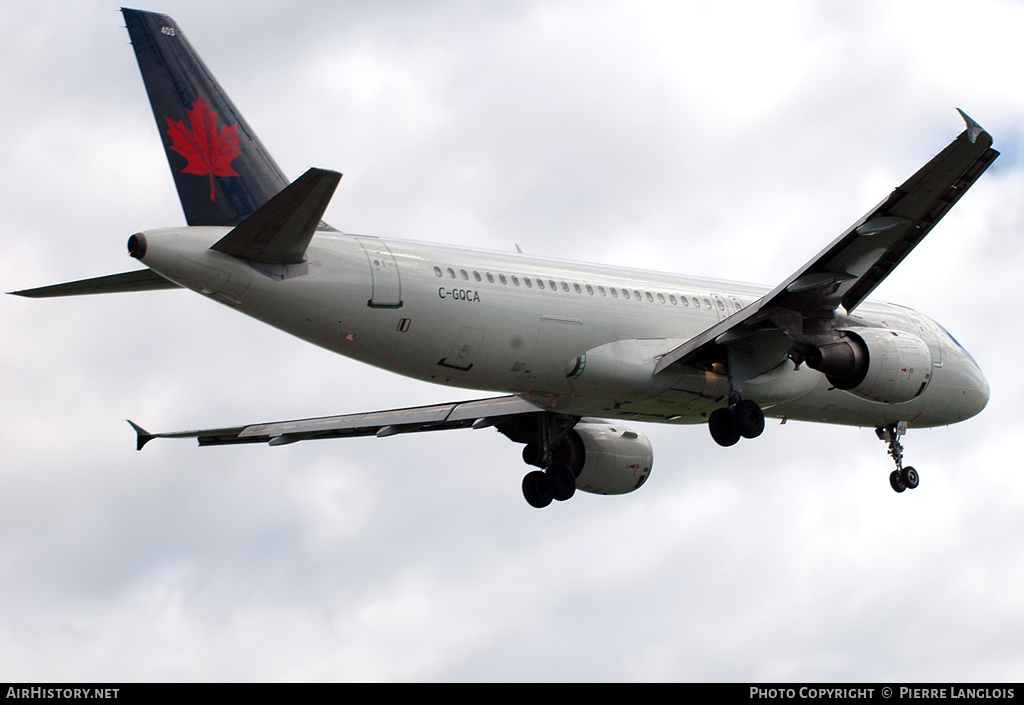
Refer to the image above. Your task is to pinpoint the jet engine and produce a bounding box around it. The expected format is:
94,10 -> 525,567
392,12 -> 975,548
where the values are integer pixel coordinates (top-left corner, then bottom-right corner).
545,420 -> 654,495
805,328 -> 933,404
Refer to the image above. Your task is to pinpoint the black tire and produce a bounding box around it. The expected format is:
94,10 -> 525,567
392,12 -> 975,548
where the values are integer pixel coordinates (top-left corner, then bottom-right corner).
901,466 -> 920,490
733,399 -> 765,439
709,407 -> 741,447
889,470 -> 907,493
522,442 -> 542,468
548,464 -> 576,501
522,470 -> 553,508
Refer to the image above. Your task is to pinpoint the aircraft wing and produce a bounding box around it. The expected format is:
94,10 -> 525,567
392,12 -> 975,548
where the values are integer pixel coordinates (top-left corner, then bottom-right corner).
654,111 -> 999,374
130,395 -> 545,450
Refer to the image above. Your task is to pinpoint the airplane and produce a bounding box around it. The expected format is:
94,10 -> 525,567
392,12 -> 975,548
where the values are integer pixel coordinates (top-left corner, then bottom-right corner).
10,8 -> 996,509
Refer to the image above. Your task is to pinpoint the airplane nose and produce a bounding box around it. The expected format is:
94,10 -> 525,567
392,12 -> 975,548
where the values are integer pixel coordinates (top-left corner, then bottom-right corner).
968,364 -> 991,418
946,353 -> 990,422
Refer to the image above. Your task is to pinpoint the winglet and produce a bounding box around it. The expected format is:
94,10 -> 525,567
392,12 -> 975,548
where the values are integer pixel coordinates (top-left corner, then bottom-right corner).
957,108 -> 986,144
127,420 -> 154,451
210,167 -> 342,264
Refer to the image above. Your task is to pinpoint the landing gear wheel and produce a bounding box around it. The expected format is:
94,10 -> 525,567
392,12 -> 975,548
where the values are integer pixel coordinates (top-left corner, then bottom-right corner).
522,442 -> 541,468
901,466 -> 920,490
889,470 -> 907,493
522,470 -> 552,508
709,408 -> 741,447
547,464 -> 576,501
733,399 -> 765,439
878,423 -> 920,494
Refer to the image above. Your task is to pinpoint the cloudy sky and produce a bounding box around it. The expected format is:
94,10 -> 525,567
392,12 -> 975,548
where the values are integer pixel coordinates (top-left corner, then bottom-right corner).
3,0 -> 1024,682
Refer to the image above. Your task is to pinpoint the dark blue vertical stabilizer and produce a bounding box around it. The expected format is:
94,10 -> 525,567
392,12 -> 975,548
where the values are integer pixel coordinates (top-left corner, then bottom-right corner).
122,8 -> 289,226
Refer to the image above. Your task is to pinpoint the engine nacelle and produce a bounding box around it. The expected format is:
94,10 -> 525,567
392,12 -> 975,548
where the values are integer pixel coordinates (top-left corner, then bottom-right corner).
806,328 -> 933,404
556,420 -> 654,495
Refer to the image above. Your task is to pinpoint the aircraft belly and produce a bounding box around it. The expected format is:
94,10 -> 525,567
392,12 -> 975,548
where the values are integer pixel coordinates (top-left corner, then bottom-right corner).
764,375 -> 951,429
560,365 -> 730,422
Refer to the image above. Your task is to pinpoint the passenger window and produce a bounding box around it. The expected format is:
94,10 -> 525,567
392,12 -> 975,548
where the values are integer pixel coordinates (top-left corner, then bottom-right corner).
487,272 -> 495,283
447,268 -> 456,279
657,293 -> 665,304
473,271 -> 482,282
717,299 -> 725,311
537,279 -> 545,290
434,266 -> 443,278
611,288 -> 619,299
623,289 -> 630,300
645,291 -> 654,302
691,297 -> 700,307
598,286 -> 606,296
561,282 -> 570,292
525,277 -> 533,288
669,294 -> 677,305
512,275 -> 520,286
460,269 -> 469,280
703,298 -> 711,309
574,283 -> 582,294
549,280 -> 557,291
586,284 -> 594,295
499,274 -> 507,285
634,290 -> 642,301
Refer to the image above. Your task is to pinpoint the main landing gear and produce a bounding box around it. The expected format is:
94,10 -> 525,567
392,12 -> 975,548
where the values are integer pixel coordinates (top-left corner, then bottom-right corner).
522,465 -> 575,509
708,399 -> 765,447
877,422 -> 920,493
518,413 -> 580,509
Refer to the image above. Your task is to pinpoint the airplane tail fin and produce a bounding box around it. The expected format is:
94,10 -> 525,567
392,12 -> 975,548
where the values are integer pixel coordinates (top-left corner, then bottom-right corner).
122,8 -> 289,227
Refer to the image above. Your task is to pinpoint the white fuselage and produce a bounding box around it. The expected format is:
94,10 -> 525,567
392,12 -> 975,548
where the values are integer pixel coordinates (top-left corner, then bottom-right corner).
136,226 -> 990,430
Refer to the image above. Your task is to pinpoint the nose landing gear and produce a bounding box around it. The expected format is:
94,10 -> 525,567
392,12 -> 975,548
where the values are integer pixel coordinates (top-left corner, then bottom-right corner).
877,422 -> 920,493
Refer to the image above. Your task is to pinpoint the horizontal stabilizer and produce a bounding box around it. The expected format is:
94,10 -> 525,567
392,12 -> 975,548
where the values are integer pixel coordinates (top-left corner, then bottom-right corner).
210,168 -> 342,265
9,269 -> 181,298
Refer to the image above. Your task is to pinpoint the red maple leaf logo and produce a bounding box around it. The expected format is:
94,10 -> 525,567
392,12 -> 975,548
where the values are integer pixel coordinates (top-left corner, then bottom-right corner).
165,96 -> 242,202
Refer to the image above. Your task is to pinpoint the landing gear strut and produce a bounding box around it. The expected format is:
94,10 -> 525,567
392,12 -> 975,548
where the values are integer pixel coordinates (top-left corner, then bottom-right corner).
708,399 -> 765,447
876,422 -> 920,493
518,413 -> 579,509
